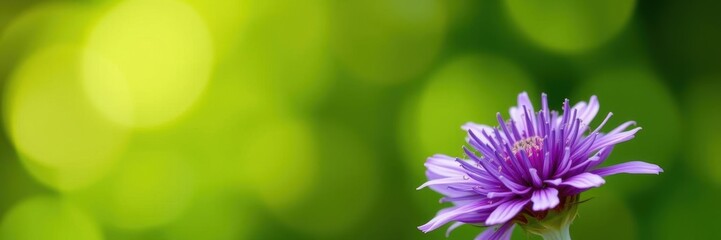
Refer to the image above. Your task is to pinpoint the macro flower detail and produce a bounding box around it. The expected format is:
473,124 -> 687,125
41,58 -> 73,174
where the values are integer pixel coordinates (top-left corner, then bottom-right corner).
417,92 -> 663,240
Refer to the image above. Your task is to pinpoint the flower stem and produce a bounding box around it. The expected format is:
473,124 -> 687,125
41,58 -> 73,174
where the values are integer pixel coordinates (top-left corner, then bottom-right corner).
519,195 -> 578,240
538,223 -> 571,240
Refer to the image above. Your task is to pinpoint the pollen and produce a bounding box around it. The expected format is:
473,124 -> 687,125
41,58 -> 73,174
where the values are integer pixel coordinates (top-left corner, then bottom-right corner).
512,136 -> 543,155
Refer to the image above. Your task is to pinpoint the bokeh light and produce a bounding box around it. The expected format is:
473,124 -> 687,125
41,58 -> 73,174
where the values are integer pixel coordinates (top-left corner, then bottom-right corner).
0,0 -> 718,239
162,192 -> 254,240
0,196 -> 103,240
403,54 -> 535,180
685,78 -> 721,185
504,0 -> 635,54
164,56 -> 279,192
75,149 -> 195,230
329,0 -> 447,84
4,45 -> 128,191
181,0 -> 250,61
84,0 -> 213,128
0,2 -> 95,87
573,66 -> 679,195
241,119 -> 317,212
268,125 -> 378,237
402,54 -> 535,239
233,0 -> 331,109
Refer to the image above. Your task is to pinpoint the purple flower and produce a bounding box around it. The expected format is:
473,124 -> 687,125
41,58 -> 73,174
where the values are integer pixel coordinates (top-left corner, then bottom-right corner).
417,92 -> 662,240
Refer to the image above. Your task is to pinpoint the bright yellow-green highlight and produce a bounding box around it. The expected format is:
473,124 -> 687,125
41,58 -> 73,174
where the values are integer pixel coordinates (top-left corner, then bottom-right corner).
330,0 -> 446,84
504,0 -> 635,53
0,196 -> 103,240
182,0 -> 250,60
84,0 -> 213,128
0,0 -> 706,239
4,45 -> 128,191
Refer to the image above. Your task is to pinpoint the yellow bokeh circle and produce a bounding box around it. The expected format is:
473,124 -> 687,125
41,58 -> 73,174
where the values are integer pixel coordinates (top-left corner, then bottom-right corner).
4,45 -> 129,191
83,0 -> 214,128
181,0 -> 251,60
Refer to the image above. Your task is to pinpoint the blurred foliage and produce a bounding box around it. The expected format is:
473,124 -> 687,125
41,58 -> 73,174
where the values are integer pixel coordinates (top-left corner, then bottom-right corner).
0,0 -> 718,239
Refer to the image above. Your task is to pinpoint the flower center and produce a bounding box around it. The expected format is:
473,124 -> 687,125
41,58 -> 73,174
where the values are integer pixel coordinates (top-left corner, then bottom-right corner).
511,136 -> 543,155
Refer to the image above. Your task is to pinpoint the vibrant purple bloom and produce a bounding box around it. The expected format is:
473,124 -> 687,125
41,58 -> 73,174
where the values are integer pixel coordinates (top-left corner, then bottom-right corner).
417,92 -> 662,239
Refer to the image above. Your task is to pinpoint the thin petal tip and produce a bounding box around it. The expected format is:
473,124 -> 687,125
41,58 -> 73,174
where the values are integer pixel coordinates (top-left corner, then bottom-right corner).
484,219 -> 501,226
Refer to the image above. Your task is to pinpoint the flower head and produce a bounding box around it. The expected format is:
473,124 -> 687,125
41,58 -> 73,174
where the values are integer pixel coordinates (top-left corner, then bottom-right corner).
417,92 -> 662,239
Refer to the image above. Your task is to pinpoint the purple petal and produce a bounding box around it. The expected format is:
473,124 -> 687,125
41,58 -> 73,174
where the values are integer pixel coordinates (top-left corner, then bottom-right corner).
497,176 -> 531,195
553,147 -> 572,178
419,202 -> 499,233
569,146 -> 613,174
512,104 -> 537,137
509,92 -> 535,129
591,127 -> 641,150
425,154 -> 466,177
485,198 -> 530,225
477,222 -> 515,240
517,92 -> 536,116
588,112 -> 613,136
423,155 -> 481,197
576,95 -> 599,126
486,191 -> 516,199
608,121 -> 637,135
543,178 -> 562,186
529,168 -> 543,188
560,172 -> 605,189
463,123 -> 496,145
531,188 -> 560,211
417,177 -> 470,190
441,194 -> 486,203
591,161 -> 663,177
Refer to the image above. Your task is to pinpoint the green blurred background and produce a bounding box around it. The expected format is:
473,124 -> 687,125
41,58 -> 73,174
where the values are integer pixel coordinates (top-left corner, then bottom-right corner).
0,0 -> 719,239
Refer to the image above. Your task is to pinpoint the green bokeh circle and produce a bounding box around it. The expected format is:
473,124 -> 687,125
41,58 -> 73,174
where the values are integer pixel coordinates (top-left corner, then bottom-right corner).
504,0 -> 635,54
573,67 -> 679,195
0,196 -> 103,240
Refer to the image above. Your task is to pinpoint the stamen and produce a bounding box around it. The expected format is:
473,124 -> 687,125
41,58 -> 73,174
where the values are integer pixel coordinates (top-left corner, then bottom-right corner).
512,136 -> 544,155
